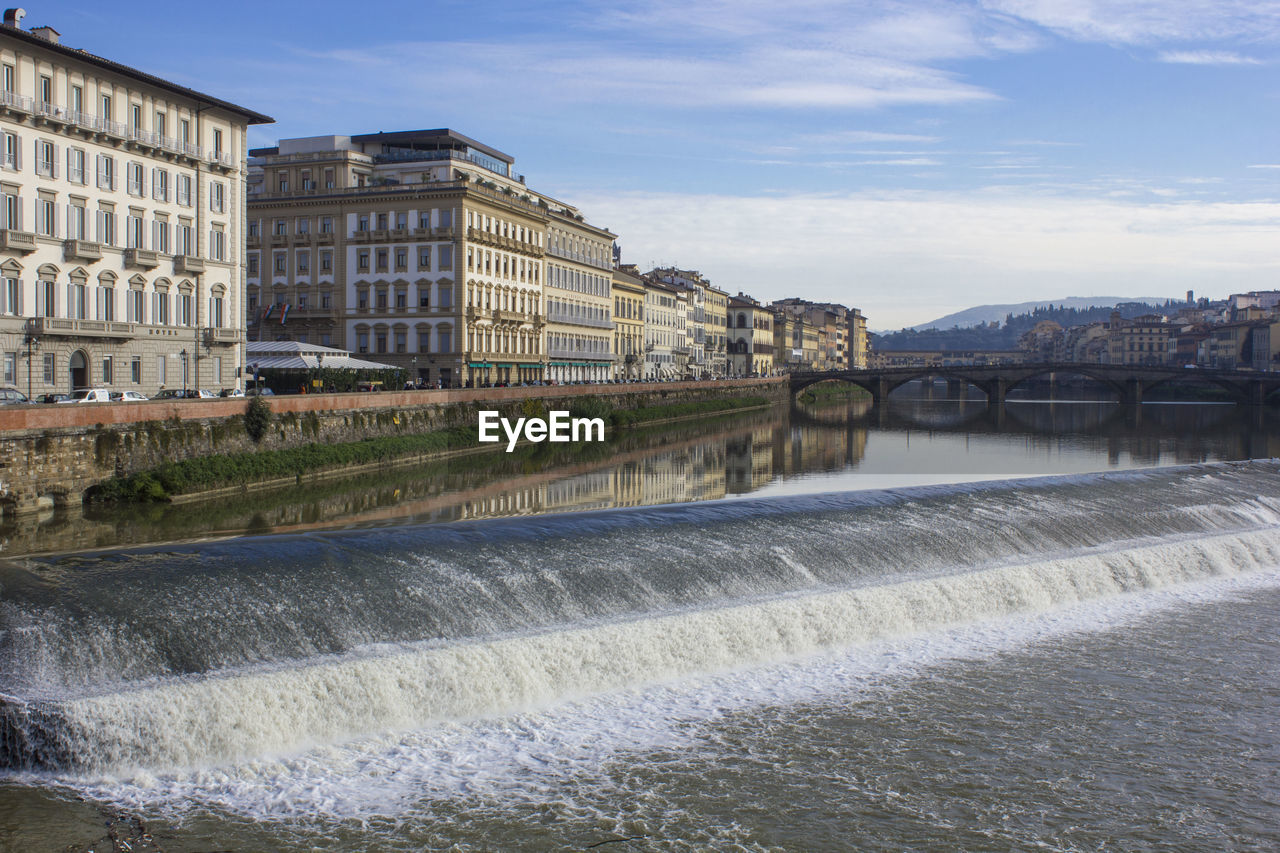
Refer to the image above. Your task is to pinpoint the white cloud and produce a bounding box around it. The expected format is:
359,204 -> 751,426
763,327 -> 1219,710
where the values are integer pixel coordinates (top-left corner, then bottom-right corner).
585,189 -> 1280,328
984,0 -> 1280,45
1158,50 -> 1264,64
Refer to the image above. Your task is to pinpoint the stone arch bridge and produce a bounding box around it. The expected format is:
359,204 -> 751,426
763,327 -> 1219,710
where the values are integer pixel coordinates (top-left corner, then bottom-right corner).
790,363 -> 1280,406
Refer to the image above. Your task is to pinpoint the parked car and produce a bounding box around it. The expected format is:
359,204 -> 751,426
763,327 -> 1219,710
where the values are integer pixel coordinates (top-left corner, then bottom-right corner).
195,389 -> 218,399
245,387 -> 275,396
0,386 -> 30,405
59,388 -> 113,403
219,388 -> 245,398
110,390 -> 149,402
152,388 -> 186,400
35,392 -> 69,404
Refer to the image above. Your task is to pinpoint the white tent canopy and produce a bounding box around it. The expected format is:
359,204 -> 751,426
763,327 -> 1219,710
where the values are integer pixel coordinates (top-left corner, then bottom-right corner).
245,341 -> 399,372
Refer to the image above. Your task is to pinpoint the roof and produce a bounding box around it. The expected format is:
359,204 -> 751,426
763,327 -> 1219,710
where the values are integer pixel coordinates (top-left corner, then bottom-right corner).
1,24 -> 273,124
350,129 -> 513,164
247,341 -> 350,356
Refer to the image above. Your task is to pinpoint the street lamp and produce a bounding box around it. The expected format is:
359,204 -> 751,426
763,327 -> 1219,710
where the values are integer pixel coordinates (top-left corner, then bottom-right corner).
23,318 -> 39,400
411,355 -> 418,389
180,348 -> 189,395
315,351 -> 325,392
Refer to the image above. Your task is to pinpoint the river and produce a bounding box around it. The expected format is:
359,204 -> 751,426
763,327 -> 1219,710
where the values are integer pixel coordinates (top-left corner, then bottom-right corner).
1,393 -> 1278,851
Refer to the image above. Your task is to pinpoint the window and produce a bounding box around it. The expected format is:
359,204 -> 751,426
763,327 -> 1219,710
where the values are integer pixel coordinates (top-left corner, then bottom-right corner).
69,283 -> 87,319
2,131 -> 18,170
67,148 -> 85,184
320,216 -> 333,234
357,250 -> 369,272
439,245 -> 453,271
297,217 -> 309,234
37,280 -> 55,317
126,214 -> 143,248
130,103 -> 141,130
35,140 -> 55,177
131,356 -> 141,384
321,292 -> 332,309
43,352 -> 55,385
36,198 -> 55,236
395,331 -> 406,353
155,112 -> 165,139
179,119 -> 190,144
274,219 -> 286,236
324,168 -> 335,189
376,290 -> 387,310
357,332 -> 369,353
419,211 -> 431,229
154,291 -> 169,325
210,295 -> 224,327
153,218 -> 170,254
277,172 -> 288,192
357,214 -> 369,232
177,174 -> 192,206
127,162 -> 144,195
437,326 -> 452,352
247,254 -> 259,276
67,203 -> 85,239
274,252 -> 286,274
357,290 -> 368,310
320,251 -> 332,272
438,285 -> 452,310
96,208 -> 115,245
297,291 -> 308,309
248,220 -> 260,237
1,190 -> 19,230
39,75 -> 51,107
212,128 -> 223,156
156,354 -> 166,387
128,289 -> 144,323
151,168 -> 168,201
177,222 -> 193,256
2,277 -> 19,315
100,94 -> 112,121
3,351 -> 13,383
296,251 -> 310,274
210,181 -> 225,213
102,355 -> 112,385
96,154 -> 114,190
376,332 -> 387,353
210,227 -> 226,260
377,213 -> 388,230
99,286 -> 114,321
376,249 -> 388,272
418,331 -> 430,353
2,65 -> 12,94
70,85 -> 83,114
396,212 -> 407,230
419,288 -> 430,309
395,290 -> 407,309
395,248 -> 407,271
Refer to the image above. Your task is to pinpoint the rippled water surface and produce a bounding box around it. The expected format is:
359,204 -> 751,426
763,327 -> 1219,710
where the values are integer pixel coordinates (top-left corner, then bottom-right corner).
1,395 -> 1278,852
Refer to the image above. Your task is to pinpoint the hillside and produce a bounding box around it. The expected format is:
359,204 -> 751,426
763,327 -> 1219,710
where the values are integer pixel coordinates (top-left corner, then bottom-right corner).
877,299 -> 1185,352
911,296 -> 1169,332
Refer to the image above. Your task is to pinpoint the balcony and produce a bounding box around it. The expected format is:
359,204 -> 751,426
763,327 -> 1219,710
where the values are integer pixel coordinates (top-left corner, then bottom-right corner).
246,234 -> 261,248
205,327 -> 242,345
0,230 -> 38,254
123,248 -> 160,269
63,239 -> 103,262
313,231 -> 335,244
174,255 -> 205,274
269,233 -> 289,247
33,317 -> 135,339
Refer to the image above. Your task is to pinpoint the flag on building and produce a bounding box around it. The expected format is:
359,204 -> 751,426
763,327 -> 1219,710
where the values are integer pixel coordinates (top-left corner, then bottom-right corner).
280,303 -> 291,325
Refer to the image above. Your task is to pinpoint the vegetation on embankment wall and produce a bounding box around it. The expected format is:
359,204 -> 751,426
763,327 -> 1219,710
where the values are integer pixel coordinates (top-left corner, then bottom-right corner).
796,382 -> 870,405
85,395 -> 774,503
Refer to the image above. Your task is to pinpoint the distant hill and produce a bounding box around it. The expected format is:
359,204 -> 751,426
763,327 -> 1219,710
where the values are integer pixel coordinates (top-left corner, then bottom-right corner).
876,298 -> 1185,352
912,297 -> 1169,331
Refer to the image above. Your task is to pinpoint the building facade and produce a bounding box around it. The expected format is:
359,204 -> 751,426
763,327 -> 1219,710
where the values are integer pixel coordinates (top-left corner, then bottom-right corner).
545,208 -> 615,383
0,13 -> 270,397
248,130 -> 551,388
643,279 -> 682,379
611,265 -> 645,380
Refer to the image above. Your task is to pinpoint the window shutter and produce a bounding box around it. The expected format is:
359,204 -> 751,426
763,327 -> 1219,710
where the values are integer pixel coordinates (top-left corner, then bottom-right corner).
95,286 -> 103,320
15,279 -> 22,315
67,283 -> 74,319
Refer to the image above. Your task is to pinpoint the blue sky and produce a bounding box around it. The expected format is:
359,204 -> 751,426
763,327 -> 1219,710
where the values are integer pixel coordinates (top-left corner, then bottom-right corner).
41,0 -> 1280,328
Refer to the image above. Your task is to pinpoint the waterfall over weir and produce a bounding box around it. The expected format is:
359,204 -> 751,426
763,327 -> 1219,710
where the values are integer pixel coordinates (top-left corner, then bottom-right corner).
3,460 -> 1280,774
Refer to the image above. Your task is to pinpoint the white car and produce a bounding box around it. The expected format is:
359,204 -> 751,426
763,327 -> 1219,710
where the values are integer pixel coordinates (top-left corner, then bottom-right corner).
59,388 -> 113,403
111,390 -> 149,402
196,389 -> 218,399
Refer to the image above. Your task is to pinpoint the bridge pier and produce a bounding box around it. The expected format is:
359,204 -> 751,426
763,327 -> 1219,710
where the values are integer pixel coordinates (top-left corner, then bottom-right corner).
982,378 -> 1007,406
1247,380 -> 1267,407
1121,378 -> 1143,406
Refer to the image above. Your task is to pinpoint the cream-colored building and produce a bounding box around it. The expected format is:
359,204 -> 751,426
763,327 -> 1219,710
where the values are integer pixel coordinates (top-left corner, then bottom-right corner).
611,265 -> 645,380
247,130 -> 549,387
704,285 -> 728,378
643,278 -> 682,379
0,12 -> 270,397
545,207 -> 614,383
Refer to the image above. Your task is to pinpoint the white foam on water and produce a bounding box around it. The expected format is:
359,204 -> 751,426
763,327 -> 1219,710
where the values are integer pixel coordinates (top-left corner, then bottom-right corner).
29,537 -> 1280,826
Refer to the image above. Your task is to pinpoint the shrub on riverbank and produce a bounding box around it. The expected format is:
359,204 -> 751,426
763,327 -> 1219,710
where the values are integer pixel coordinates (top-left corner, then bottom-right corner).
87,425 -> 478,502
797,382 -> 869,405
607,396 -> 770,427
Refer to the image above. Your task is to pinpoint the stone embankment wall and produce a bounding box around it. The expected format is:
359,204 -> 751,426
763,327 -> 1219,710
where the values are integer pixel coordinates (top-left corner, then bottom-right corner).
0,378 -> 785,516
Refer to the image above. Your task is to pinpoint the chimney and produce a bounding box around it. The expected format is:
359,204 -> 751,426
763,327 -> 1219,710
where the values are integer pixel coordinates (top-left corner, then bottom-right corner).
30,24 -> 59,43
3,8 -> 25,27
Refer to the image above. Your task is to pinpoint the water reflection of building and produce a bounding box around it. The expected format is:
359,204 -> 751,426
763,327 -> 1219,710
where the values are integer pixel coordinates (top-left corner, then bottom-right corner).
725,426 -> 776,493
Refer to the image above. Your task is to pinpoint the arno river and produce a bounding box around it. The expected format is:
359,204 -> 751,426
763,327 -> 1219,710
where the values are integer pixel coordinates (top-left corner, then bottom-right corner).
2,390 -> 1279,851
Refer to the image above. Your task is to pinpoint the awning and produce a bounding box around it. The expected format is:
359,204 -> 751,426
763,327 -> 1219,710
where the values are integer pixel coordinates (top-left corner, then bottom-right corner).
468,362 -> 493,368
